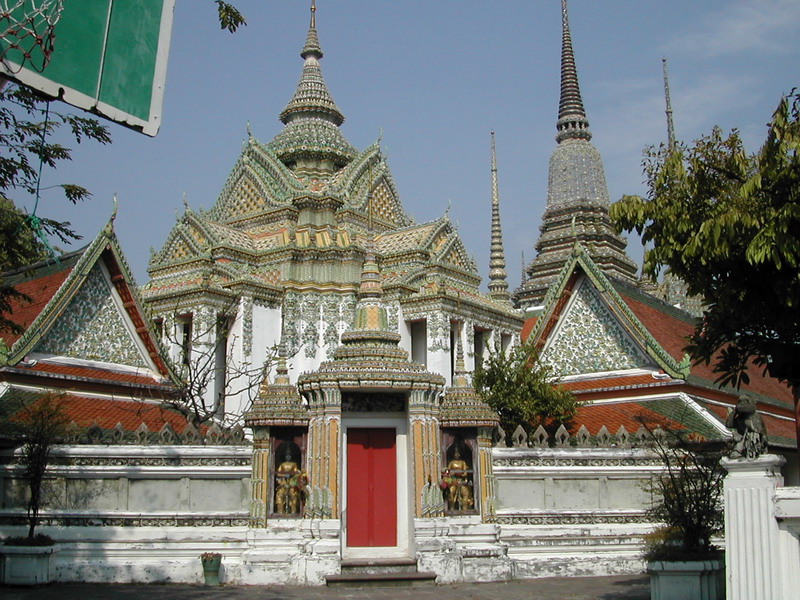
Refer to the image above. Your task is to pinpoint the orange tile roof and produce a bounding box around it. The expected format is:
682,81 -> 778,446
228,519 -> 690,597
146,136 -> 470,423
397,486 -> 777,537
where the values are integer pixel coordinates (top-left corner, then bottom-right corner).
17,361 -> 171,387
617,286 -> 794,409
571,401 -> 685,436
560,373 -> 674,393
521,317 -> 538,341
1,262 -> 74,345
58,394 -> 193,433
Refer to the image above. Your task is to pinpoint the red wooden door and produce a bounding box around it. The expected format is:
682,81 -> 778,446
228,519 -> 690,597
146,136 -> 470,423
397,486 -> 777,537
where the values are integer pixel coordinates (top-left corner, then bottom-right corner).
346,428 -> 397,547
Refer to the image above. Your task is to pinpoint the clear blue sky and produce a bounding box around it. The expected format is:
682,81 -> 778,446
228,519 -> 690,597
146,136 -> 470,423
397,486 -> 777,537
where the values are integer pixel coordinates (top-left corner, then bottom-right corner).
30,0 -> 800,290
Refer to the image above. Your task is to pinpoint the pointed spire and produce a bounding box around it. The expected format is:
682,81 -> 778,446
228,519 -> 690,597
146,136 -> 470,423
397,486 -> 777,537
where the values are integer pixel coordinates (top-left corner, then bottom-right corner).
269,1 -> 356,170
556,0 -> 591,143
302,0 -> 322,58
452,336 -> 469,387
488,131 -> 510,303
358,239 -> 383,300
279,0 -> 344,127
662,57 -> 676,150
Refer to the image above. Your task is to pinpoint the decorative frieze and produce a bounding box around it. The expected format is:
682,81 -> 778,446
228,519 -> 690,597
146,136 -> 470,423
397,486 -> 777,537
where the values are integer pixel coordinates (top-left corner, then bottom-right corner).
0,514 -> 250,528
495,511 -> 650,526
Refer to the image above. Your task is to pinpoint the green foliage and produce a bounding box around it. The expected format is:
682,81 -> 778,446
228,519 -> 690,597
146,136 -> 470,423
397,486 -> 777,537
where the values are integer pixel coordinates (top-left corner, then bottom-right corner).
642,428 -> 725,562
215,1 -> 247,33
611,91 -> 800,388
473,341 -> 575,437
0,83 -> 110,334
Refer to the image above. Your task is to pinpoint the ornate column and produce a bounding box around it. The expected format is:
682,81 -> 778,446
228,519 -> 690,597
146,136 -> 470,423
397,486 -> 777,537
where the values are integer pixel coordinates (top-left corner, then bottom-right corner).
409,386 -> 441,517
303,387 -> 340,518
477,426 -> 496,521
721,454 -> 786,600
249,428 -> 271,527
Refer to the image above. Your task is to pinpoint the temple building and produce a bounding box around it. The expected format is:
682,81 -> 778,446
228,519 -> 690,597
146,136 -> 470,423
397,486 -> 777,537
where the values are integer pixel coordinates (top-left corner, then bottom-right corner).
515,0 -> 639,309
1,0 -> 796,588
141,0 -> 520,572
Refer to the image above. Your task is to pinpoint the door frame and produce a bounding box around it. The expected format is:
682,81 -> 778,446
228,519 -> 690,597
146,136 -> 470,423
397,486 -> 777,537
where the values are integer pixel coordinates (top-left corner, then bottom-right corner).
341,414 -> 410,559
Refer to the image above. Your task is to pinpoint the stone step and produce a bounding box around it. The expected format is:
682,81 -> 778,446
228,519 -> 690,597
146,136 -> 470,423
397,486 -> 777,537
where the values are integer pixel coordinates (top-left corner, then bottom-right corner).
326,571 -> 437,588
340,557 -> 419,575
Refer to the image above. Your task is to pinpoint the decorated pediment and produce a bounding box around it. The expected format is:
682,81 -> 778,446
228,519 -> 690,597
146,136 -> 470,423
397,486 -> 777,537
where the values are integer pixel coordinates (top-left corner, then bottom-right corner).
33,262 -> 151,368
208,139 -> 303,223
540,275 -> 657,376
332,144 -> 411,228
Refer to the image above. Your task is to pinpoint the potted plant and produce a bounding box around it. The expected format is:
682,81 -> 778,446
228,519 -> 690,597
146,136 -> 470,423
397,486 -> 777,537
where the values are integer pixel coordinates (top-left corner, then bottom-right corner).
1,393 -> 69,585
200,552 -> 222,585
643,426 -> 725,600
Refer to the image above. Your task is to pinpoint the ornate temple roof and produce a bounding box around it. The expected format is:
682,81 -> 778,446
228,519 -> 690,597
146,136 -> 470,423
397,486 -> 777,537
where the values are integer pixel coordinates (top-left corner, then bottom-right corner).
297,242 -> 445,392
524,243 -> 796,449
245,351 -> 308,427
439,339 -> 499,428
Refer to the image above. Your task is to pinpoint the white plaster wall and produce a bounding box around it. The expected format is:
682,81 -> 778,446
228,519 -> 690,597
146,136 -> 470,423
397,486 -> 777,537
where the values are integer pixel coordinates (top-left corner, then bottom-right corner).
250,303 -> 281,376
0,446 -> 252,515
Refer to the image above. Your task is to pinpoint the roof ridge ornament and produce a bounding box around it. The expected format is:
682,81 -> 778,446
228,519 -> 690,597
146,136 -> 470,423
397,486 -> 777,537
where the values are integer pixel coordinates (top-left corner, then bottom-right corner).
556,0 -> 591,143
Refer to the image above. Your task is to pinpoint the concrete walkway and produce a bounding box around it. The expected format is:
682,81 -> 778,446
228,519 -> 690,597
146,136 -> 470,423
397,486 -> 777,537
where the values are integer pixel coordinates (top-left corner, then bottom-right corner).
1,575 -> 650,599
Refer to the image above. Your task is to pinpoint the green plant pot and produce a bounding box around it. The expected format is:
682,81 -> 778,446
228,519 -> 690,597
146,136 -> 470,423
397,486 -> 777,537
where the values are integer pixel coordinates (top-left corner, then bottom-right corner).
648,559 -> 724,600
201,555 -> 222,586
1,544 -> 60,586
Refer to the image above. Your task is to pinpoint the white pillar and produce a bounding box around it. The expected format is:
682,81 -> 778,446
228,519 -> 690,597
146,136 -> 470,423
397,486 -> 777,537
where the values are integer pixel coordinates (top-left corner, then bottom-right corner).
721,454 -> 785,600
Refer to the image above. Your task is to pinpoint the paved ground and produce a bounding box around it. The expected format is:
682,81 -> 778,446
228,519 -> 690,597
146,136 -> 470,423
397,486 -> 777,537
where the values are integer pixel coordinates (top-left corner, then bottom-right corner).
1,575 -> 650,599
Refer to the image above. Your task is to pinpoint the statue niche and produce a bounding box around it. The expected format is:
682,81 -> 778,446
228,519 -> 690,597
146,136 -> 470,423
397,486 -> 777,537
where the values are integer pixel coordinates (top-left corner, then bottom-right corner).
441,438 -> 475,512
273,440 -> 307,516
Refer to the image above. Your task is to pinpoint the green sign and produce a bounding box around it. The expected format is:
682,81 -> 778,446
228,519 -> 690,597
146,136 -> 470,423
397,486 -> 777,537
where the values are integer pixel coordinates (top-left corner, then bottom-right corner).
0,0 -> 175,136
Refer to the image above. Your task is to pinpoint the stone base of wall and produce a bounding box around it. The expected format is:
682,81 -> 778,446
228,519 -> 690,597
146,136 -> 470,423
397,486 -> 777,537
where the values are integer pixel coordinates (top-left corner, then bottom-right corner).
0,517 -> 646,585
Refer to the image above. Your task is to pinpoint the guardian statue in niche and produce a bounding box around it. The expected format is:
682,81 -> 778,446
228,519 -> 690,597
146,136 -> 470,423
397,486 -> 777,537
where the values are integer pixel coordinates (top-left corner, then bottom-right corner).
441,444 -> 474,511
274,442 -> 307,515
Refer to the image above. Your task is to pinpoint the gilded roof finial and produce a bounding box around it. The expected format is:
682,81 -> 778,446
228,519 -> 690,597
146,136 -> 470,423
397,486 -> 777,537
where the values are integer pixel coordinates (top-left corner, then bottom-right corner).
662,57 -> 676,151
556,0 -> 591,143
488,131 -> 510,304
310,0 -> 316,29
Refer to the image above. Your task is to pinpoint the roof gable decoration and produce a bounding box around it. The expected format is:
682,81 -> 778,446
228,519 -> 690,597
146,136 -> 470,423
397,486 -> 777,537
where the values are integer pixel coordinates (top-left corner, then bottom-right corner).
32,261 -> 152,370
3,221 -> 171,379
539,274 -> 657,377
531,243 -> 690,379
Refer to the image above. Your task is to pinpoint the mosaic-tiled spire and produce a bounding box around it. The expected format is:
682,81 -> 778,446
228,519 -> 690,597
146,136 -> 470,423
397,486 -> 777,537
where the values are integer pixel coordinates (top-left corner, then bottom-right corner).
514,0 -> 638,308
351,239 -> 390,333
662,57 -> 676,151
556,0 -> 591,143
279,1 -> 344,126
269,1 -> 356,166
488,132 -> 510,304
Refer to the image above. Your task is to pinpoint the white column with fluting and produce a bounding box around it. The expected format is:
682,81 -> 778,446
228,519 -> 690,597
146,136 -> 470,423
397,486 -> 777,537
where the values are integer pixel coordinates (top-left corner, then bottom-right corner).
721,454 -> 785,600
